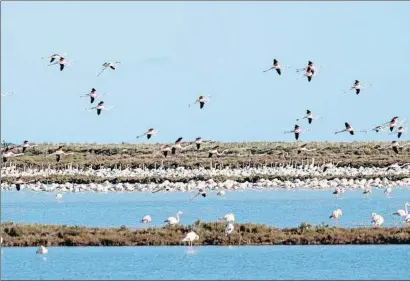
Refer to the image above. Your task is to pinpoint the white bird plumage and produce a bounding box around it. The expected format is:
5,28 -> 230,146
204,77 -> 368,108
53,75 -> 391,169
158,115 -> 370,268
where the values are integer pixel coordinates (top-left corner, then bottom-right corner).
164,211 -> 183,226
141,215 -> 152,224
393,202 -> 409,217
218,213 -> 235,223
225,223 -> 234,236
36,245 -> 48,255
371,213 -> 384,228
182,231 -> 199,248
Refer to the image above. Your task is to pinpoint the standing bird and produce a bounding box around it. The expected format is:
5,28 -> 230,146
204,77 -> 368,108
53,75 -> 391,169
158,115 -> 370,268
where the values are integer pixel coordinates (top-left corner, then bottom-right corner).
296,110 -> 322,124
182,231 -> 200,249
80,88 -> 106,104
86,101 -> 115,116
97,61 -> 121,77
218,213 -> 235,223
371,213 -> 384,228
189,95 -> 211,109
284,125 -> 309,141
136,128 -> 159,140
46,145 -> 74,162
208,145 -> 229,158
392,202 -> 409,218
363,187 -> 372,198
263,59 -> 289,75
2,146 -> 24,163
36,246 -> 48,255
56,193 -> 63,201
20,140 -> 37,153
332,187 -> 345,199
164,211 -> 183,226
384,186 -> 392,198
225,222 -> 235,236
141,215 -> 152,224
329,208 -> 343,223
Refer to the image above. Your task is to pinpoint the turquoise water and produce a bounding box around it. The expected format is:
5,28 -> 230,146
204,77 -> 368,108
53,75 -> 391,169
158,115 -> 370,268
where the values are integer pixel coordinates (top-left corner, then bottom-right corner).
1,188 -> 410,228
1,246 -> 409,280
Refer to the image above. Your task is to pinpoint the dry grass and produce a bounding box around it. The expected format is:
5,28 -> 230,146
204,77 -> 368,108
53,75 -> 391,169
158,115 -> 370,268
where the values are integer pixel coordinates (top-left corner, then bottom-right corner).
3,141 -> 410,171
1,221 -> 409,247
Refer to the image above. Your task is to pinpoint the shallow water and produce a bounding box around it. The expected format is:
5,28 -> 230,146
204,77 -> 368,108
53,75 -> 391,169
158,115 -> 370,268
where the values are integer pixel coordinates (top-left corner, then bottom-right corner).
1,245 -> 409,280
1,188 -> 410,228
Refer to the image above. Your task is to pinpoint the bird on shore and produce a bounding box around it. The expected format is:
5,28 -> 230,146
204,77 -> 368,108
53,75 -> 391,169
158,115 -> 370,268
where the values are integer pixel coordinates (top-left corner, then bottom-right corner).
208,145 -> 229,158
371,213 -> 384,228
263,59 -> 290,75
219,213 -> 235,223
392,202 -> 409,218
86,101 -> 115,116
36,245 -> 48,255
285,125 -> 309,141
182,231 -> 200,249
189,95 -> 211,109
97,61 -> 121,77
164,211 -> 183,226
80,88 -> 105,104
136,129 -> 159,140
2,146 -> 24,163
329,208 -> 343,222
225,222 -> 234,236
141,215 -> 152,224
332,187 -> 345,199
296,110 -> 322,124
46,145 -> 74,162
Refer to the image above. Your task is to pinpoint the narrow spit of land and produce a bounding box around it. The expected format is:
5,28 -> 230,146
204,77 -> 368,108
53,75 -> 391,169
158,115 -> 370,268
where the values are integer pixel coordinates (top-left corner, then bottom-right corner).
1,222 -> 409,247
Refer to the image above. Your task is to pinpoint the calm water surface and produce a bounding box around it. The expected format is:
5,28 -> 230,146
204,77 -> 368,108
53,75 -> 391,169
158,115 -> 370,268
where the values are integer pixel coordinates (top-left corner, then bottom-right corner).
1,188 -> 410,228
1,246 -> 409,280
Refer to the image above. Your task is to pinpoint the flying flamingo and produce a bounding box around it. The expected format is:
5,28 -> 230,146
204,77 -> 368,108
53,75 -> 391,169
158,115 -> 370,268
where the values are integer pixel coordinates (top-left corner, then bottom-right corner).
136,128 -> 159,140
335,122 -> 366,135
86,101 -> 115,116
284,125 -> 309,141
296,143 -> 316,154
190,188 -> 207,201
296,61 -> 319,82
208,145 -> 229,158
296,110 -> 322,124
389,126 -> 407,139
164,211 -> 183,226
171,137 -> 193,155
365,124 -> 386,133
48,56 -> 74,71
1,91 -> 13,97
156,145 -> 171,158
263,59 -> 290,75
342,80 -> 371,95
97,61 -> 121,77
182,231 -> 200,250
46,145 -> 74,162
13,176 -> 35,191
189,95 -> 211,109
20,140 -> 37,153
42,53 -> 66,63
80,88 -> 106,104
2,146 -> 24,163
383,116 -> 406,132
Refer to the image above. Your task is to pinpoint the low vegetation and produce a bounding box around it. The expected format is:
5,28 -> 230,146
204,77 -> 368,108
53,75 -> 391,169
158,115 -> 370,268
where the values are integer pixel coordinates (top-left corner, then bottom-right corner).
1,221 -> 409,247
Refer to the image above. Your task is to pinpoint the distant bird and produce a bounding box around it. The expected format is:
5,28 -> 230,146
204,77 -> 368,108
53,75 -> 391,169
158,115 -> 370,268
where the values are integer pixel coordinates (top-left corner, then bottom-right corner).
332,187 -> 345,199
384,186 -> 392,197
36,245 -> 48,255
171,137 -> 192,155
46,145 -> 74,162
182,231 -> 200,248
329,208 -> 343,221
189,95 -> 211,109
2,146 -> 24,163
366,124 -> 386,133
86,101 -> 115,116
284,125 -> 309,141
14,176 -> 26,191
190,188 -> 207,201
164,211 -> 183,226
97,61 -> 121,77
391,141 -> 408,154
21,140 -> 37,153
136,129 -> 159,140
141,215 -> 152,224
296,143 -> 316,154
335,122 -> 366,135
80,88 -> 106,104
219,213 -> 235,223
263,59 -> 289,75
363,187 -> 372,197
56,193 -> 63,201
343,80 -> 371,95
48,56 -> 74,71
385,116 -> 405,132
42,53 -> 66,63
404,214 -> 410,224
296,110 -> 322,124
297,61 -> 317,82
393,202 -> 409,218
157,145 -> 171,158
217,190 -> 226,196
1,91 -> 14,97
225,223 -> 234,236
389,126 -> 407,139
208,145 -> 229,158
371,213 -> 384,228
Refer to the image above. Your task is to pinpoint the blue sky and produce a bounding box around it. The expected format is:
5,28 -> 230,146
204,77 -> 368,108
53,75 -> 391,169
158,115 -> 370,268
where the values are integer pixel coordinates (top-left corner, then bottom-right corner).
1,1 -> 409,144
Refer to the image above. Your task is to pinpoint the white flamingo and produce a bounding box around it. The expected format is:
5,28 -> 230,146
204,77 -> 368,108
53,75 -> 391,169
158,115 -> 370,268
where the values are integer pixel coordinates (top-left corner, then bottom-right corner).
164,211 -> 183,226
329,208 -> 343,223
217,190 -> 226,196
141,215 -> 152,224
36,245 -> 48,254
384,186 -> 393,197
392,202 -> 409,218
371,213 -> 384,228
225,223 -> 234,236
219,213 -> 235,223
56,193 -> 63,201
97,61 -> 121,77
182,231 -> 199,249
